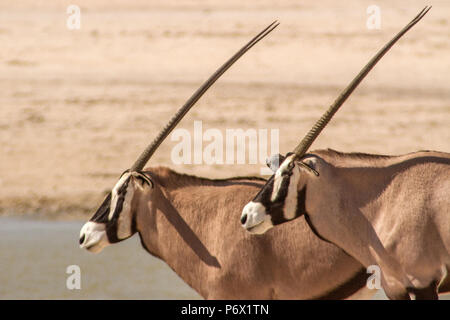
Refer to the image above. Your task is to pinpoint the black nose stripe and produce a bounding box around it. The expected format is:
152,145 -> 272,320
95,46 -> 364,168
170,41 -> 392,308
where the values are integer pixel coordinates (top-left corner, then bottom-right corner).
253,175 -> 275,206
79,234 -> 85,245
91,193 -> 112,223
272,175 -> 291,204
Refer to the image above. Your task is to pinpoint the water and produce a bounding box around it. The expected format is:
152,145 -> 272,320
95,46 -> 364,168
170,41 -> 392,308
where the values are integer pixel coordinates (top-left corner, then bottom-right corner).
1,218 -> 447,300
0,218 -> 201,299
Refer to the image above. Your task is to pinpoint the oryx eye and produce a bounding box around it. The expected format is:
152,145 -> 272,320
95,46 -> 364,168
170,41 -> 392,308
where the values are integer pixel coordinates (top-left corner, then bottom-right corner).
281,161 -> 294,176
136,175 -> 149,186
287,161 -> 295,170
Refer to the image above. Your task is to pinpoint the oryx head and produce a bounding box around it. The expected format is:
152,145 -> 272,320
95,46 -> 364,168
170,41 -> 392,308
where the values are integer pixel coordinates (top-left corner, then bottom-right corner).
79,21 -> 280,253
240,152 -> 320,234
79,170 -> 153,253
240,7 -> 430,234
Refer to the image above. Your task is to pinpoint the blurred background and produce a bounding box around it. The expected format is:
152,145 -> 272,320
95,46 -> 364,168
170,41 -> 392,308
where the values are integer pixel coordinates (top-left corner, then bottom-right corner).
0,0 -> 448,299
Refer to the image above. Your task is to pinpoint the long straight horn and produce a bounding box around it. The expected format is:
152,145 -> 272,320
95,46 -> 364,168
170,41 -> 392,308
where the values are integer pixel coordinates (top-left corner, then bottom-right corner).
130,21 -> 280,171
293,6 -> 431,158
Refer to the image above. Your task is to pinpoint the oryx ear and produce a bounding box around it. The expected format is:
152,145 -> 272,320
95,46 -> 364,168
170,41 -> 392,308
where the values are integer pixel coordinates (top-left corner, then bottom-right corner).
131,172 -> 154,189
296,157 -> 320,177
266,153 -> 286,172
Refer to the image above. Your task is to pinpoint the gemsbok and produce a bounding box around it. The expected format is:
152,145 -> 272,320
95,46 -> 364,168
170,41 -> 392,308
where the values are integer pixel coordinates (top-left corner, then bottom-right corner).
79,10 -> 449,300
241,7 -> 450,300
79,21 -> 385,300
78,20 -> 280,250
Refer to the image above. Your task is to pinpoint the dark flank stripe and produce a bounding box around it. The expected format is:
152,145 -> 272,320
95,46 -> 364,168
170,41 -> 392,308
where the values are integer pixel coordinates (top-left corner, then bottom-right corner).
296,185 -> 332,244
304,212 -> 332,244
298,184 -> 367,300
314,267 -> 368,300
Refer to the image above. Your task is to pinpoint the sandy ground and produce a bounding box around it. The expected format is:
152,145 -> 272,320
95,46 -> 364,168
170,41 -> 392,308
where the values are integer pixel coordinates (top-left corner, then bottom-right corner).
0,1 -> 448,219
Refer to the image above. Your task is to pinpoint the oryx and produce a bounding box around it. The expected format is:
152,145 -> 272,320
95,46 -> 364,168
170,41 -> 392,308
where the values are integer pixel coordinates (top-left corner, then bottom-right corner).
79,20 -> 280,250
241,7 -> 450,300
77,21 -> 379,300
79,14 -> 449,300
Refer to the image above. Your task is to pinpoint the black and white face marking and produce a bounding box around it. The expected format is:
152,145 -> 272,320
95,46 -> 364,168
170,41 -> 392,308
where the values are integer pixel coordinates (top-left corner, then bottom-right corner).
79,171 -> 153,253
241,153 -> 310,234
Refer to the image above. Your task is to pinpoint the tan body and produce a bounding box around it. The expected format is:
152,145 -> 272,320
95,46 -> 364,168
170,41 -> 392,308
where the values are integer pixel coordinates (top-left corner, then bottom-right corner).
301,149 -> 450,298
132,167 -> 369,299
239,7 -> 437,299
80,152 -> 450,299
81,9 -> 439,299
129,155 -> 449,299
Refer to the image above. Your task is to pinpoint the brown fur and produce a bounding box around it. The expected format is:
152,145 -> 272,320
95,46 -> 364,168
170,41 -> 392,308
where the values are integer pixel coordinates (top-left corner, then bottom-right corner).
116,148 -> 449,299
299,149 -> 450,298
132,166 -> 368,299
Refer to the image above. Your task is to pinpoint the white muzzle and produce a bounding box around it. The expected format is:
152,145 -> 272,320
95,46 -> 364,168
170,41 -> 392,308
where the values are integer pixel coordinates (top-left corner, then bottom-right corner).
79,222 -> 110,253
240,201 -> 274,234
